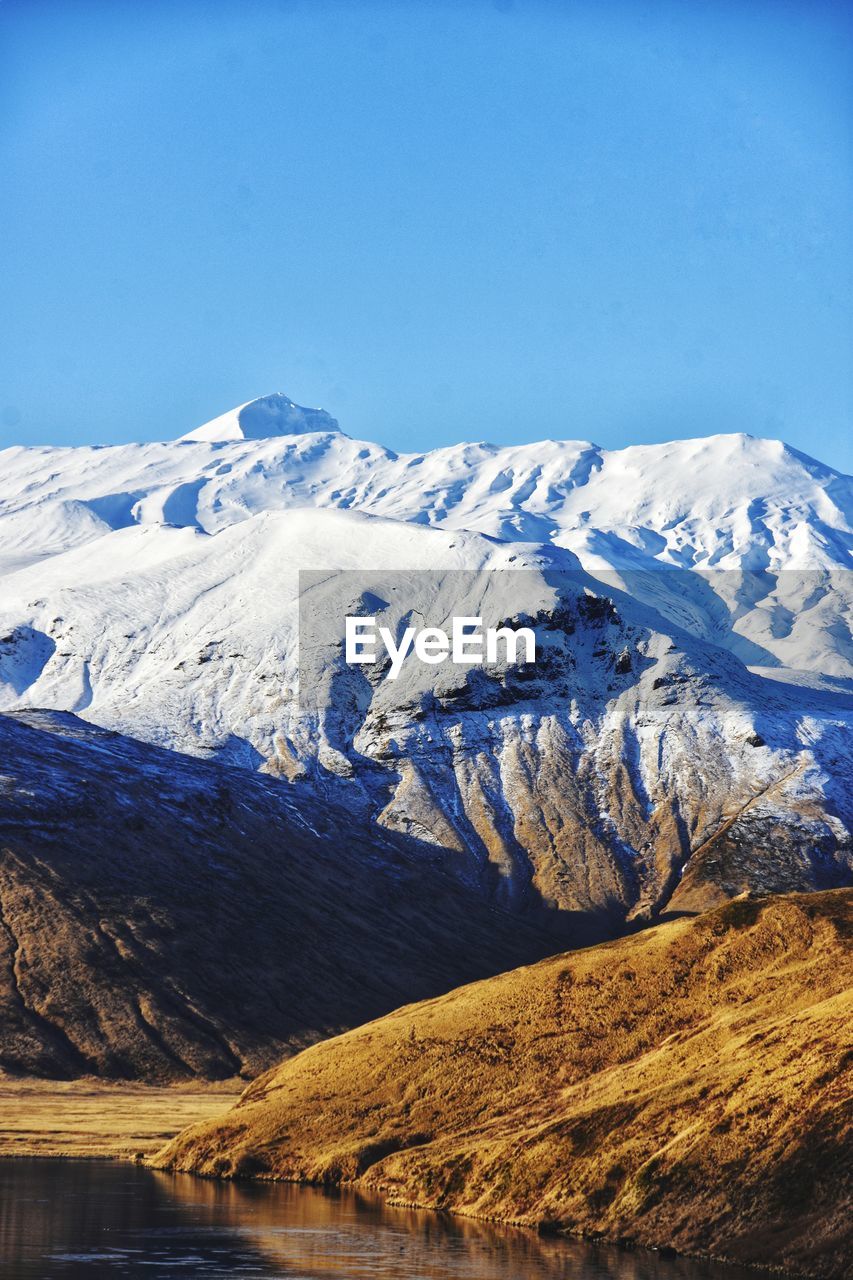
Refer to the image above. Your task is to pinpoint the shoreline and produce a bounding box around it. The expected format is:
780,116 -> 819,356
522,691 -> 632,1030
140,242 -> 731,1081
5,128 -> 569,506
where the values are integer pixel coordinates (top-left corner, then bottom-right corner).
140,1161 -> 803,1280
0,1093 -> 810,1279
0,1145 -> 793,1279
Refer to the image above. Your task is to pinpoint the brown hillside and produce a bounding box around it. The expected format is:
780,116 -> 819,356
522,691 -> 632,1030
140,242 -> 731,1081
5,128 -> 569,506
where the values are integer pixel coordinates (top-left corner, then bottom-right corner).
153,890 -> 853,1278
0,710 -> 559,1080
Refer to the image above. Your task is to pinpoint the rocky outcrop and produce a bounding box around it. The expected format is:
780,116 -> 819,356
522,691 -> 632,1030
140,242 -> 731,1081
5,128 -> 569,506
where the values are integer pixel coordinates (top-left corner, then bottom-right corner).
300,570 -> 853,926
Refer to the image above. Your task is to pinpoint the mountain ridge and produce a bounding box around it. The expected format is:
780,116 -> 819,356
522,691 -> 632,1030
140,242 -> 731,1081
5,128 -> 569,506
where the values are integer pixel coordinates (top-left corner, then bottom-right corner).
0,396 -> 850,936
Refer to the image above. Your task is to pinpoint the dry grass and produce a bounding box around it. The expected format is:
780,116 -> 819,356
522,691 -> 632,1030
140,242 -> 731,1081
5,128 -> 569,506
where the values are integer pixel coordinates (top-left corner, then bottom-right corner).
153,890 -> 853,1278
0,1077 -> 243,1158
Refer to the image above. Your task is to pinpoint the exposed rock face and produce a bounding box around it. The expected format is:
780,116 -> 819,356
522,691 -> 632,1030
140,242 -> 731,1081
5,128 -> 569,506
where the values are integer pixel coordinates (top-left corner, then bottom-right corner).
152,890 -> 853,1280
296,565 -> 852,928
0,710 -> 559,1080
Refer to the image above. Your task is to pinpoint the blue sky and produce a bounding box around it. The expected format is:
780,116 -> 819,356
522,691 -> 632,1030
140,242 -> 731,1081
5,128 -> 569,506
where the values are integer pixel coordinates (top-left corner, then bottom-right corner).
1,0 -> 851,470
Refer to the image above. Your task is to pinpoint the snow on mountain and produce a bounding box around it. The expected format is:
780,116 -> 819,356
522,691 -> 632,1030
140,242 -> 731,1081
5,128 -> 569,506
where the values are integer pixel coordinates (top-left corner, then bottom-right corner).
179,391 -> 341,442
0,396 -> 849,672
0,394 -> 850,926
0,508 -> 538,756
3,399 -> 849,571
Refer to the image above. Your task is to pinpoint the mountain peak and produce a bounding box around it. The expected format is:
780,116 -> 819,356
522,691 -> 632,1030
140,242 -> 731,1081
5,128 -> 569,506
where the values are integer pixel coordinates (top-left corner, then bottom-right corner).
180,393 -> 342,442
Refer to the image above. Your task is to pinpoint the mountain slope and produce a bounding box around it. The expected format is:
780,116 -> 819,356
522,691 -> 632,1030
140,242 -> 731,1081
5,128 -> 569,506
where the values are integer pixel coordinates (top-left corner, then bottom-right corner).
0,396 -> 850,932
0,507 -> 849,928
0,710 -> 559,1080
153,889 -> 853,1279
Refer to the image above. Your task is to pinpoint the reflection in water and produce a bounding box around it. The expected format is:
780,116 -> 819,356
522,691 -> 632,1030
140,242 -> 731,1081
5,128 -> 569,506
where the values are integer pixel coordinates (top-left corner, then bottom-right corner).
0,1159 -> 755,1280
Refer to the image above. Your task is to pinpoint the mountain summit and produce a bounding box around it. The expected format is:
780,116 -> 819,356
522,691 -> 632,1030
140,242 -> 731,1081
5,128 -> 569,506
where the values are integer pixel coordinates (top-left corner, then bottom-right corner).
180,392 -> 341,442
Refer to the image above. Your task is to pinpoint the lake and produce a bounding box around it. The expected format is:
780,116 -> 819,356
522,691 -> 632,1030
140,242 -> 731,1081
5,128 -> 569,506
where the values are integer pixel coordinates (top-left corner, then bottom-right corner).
0,1159 -> 758,1279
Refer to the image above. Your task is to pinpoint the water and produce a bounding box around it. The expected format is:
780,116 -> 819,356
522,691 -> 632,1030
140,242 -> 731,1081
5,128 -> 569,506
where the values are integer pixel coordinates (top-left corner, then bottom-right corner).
0,1159 -> 755,1280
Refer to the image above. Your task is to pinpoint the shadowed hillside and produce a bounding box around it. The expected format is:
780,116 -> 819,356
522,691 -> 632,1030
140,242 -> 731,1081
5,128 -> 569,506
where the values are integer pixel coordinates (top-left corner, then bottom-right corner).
153,890 -> 853,1278
0,710 -> 562,1080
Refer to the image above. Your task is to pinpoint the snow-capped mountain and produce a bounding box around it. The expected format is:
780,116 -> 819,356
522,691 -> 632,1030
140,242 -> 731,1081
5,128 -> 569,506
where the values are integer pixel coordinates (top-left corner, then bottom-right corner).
2,394 -> 850,672
4,396 -> 850,570
179,391 -> 342,442
0,394 -> 850,930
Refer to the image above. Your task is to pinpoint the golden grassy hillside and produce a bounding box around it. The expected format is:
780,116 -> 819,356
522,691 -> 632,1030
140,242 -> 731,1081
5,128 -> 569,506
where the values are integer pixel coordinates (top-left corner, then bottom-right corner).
153,890 -> 853,1278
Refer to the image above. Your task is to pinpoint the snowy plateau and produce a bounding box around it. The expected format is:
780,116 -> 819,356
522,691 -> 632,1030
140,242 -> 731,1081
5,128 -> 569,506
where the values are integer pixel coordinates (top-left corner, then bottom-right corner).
0,391 -> 851,931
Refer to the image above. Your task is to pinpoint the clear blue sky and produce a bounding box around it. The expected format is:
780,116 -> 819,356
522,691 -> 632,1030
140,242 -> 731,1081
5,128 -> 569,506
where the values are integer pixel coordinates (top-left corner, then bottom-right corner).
1,0 -> 851,471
